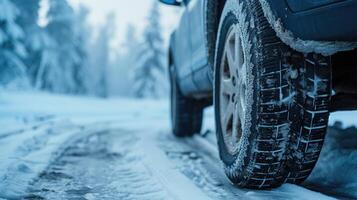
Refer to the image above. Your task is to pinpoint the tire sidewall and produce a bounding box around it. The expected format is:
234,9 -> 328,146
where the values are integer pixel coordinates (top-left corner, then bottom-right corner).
214,0 -> 259,184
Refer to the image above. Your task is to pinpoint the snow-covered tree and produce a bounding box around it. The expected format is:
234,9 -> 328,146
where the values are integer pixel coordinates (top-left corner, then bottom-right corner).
133,2 -> 166,98
123,24 -> 140,57
39,0 -> 83,93
0,0 -> 28,87
89,13 -> 116,97
33,33 -> 56,91
13,0 -> 47,86
72,5 -> 91,94
108,24 -> 139,97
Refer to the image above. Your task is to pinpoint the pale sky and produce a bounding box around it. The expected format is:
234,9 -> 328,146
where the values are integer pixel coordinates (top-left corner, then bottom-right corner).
67,0 -> 181,47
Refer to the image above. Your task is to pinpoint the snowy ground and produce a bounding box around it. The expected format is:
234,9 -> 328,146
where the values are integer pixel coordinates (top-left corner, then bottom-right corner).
0,91 -> 356,200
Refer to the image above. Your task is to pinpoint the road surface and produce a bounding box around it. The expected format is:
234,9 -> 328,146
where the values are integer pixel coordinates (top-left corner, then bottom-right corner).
0,92 -> 356,200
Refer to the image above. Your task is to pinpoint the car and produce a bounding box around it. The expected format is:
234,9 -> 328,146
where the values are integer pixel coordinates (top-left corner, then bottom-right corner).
159,0 -> 357,189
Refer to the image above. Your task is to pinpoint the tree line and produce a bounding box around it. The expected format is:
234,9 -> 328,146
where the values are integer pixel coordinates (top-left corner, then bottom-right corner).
0,0 -> 167,98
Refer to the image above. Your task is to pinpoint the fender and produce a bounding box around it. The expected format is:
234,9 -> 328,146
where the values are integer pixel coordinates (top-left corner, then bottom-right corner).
259,0 -> 357,55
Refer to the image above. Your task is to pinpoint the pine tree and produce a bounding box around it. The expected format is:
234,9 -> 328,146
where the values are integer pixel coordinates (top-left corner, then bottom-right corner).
13,0 -> 40,24
13,0 -> 46,86
41,0 -> 81,93
109,24 -> 139,97
89,13 -> 116,97
0,0 -> 28,86
133,2 -> 166,98
73,5 -> 91,94
123,24 -> 139,57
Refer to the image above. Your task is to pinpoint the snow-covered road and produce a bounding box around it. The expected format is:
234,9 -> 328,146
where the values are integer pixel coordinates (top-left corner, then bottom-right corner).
0,91 -> 356,200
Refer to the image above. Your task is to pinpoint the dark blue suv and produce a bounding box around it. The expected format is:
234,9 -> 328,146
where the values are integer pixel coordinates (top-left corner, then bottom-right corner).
160,0 -> 357,189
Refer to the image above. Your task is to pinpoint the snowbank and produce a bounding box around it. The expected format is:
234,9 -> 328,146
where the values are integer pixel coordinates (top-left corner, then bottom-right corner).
307,123 -> 357,199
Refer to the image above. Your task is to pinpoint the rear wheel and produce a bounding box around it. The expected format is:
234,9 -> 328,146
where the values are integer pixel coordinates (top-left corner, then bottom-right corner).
169,64 -> 204,137
214,0 -> 331,189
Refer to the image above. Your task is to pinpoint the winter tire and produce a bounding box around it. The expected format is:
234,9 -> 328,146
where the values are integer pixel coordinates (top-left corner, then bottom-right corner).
169,64 -> 204,137
286,54 -> 332,184
214,0 -> 331,189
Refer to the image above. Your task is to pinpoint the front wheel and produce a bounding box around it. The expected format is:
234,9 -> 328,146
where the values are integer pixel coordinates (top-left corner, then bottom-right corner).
214,0 -> 331,189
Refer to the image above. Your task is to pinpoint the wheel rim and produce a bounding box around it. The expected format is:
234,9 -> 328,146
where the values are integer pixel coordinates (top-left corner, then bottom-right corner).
219,24 -> 247,155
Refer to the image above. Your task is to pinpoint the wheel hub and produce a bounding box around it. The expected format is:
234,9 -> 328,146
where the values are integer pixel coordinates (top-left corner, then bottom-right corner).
219,24 -> 247,155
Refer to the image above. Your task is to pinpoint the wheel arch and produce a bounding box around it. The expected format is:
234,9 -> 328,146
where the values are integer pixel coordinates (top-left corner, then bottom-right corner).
205,0 -> 227,68
168,32 -> 176,68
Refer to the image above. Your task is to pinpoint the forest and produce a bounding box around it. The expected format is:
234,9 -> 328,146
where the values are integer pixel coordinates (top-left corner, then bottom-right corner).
0,0 -> 168,98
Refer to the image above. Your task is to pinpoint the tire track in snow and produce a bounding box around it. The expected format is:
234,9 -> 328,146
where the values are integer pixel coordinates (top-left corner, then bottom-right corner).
158,132 -> 246,199
0,115 -> 58,140
25,127 -> 337,200
157,131 -> 337,200
139,131 -> 210,200
0,121 -> 114,199
28,130 -> 207,200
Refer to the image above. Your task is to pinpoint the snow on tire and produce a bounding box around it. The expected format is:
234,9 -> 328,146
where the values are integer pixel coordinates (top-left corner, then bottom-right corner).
286,54 -> 332,184
213,0 -> 331,189
214,0 -> 291,189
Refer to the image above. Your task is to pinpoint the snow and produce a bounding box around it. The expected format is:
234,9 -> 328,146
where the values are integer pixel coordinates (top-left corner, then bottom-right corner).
245,184 -> 336,200
216,0 -> 255,175
139,131 -> 210,200
0,91 -> 356,199
329,111 -> 357,128
0,91 -> 169,199
307,124 -> 357,198
259,0 -> 357,56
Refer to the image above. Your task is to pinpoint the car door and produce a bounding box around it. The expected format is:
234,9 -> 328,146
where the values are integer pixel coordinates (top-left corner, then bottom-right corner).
188,0 -> 207,72
173,2 -> 197,94
188,0 -> 212,93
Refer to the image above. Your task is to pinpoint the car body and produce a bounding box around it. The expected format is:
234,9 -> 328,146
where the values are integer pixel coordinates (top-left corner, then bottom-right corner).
167,0 -> 357,98
267,0 -> 357,41
160,0 -> 357,189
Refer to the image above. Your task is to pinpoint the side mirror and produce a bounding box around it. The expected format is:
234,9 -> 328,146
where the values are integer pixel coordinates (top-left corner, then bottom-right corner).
158,0 -> 182,6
